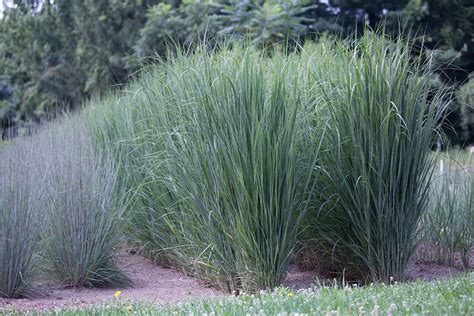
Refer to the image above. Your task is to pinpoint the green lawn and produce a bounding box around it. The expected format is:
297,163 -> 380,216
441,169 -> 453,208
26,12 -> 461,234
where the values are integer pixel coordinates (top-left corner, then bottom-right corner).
8,273 -> 473,315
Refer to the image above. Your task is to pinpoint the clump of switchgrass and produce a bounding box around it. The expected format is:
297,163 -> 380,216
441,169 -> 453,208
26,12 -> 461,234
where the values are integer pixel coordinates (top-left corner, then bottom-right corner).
39,118 -> 131,288
84,33 -> 452,288
311,32 -> 450,283
85,46 -> 323,292
0,135 -> 45,298
162,51 -> 317,291
420,154 -> 473,268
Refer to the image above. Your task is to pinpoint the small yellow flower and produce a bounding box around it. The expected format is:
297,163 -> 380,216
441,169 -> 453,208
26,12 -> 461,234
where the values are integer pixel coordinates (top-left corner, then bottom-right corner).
126,305 -> 132,313
287,292 -> 294,297
114,290 -> 122,298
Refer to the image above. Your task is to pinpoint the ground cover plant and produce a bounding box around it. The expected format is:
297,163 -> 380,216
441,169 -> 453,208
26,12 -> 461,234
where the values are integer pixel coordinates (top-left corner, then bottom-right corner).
4,272 -> 472,315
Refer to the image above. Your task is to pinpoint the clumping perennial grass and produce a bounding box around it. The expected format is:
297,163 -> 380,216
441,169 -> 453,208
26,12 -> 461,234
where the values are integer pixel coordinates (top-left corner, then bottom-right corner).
311,33 -> 450,283
421,157 -> 473,267
85,46 -> 323,292
0,33 -> 462,299
0,136 -> 45,298
40,119 -> 131,288
161,51 -> 315,291
1,115 -> 130,292
83,33 -> 453,289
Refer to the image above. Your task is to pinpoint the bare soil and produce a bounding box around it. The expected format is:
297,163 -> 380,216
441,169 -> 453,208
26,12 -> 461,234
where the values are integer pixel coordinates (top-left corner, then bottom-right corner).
1,251 -> 470,312
0,253 -> 224,312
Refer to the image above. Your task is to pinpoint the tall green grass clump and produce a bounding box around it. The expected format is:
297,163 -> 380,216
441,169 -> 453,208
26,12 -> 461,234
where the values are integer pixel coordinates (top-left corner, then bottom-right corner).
0,136 -> 45,298
311,33 -> 450,283
39,118 -> 131,288
85,47 -> 322,292
162,52 -> 314,291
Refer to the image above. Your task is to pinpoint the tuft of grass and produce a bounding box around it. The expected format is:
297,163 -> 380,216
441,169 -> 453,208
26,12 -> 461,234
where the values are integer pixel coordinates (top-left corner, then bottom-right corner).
0,136 -> 45,298
420,153 -> 473,267
1,115 -> 130,292
310,33 -> 450,283
85,46 -> 324,292
39,118 -> 131,288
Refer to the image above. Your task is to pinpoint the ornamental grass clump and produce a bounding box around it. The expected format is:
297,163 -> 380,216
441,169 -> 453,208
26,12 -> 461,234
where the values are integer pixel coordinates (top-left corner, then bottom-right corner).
312,33 -> 450,283
421,157 -> 473,267
162,51 -> 314,291
0,136 -> 45,298
85,47 -> 322,292
40,119 -> 131,288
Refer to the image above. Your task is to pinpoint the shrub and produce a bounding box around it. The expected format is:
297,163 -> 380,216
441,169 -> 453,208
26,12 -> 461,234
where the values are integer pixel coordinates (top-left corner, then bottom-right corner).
311,33 -> 450,283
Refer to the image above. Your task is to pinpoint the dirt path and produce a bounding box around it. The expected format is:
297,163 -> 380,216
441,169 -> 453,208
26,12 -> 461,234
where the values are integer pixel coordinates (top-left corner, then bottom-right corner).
0,253 -> 225,312
1,252 -> 469,312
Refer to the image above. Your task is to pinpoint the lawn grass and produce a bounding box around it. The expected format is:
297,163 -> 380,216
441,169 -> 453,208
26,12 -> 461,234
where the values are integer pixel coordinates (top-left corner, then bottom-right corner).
7,273 -> 472,315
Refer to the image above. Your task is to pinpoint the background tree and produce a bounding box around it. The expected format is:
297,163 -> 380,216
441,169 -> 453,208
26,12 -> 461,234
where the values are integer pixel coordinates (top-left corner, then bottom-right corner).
330,0 -> 409,27
0,0 -> 473,145
399,0 -> 474,145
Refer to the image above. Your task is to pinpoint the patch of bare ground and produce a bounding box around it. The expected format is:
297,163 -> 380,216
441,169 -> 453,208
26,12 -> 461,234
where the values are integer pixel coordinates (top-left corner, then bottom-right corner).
0,253 -> 225,312
406,247 -> 473,282
405,262 -> 462,281
1,250 -> 471,312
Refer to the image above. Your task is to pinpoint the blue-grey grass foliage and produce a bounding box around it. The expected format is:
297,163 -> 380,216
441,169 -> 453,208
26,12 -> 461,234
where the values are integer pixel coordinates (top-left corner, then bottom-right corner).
39,119 -> 131,288
80,32 -> 452,289
0,116 -> 130,295
0,135 -> 45,298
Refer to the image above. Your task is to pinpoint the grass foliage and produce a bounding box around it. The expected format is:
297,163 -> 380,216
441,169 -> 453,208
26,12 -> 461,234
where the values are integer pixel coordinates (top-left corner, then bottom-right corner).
85,32 -> 451,289
0,136 -> 45,298
0,117 -> 129,297
420,152 -> 473,267
0,31 -> 457,297
40,121 -> 130,288
309,35 -> 449,282
87,47 -> 323,292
